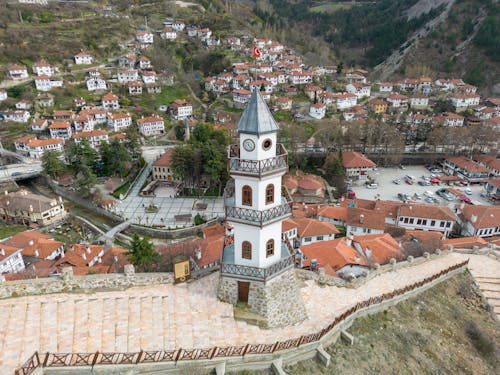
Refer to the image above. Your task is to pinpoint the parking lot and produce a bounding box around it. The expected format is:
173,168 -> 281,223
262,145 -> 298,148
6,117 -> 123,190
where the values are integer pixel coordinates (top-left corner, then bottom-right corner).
350,166 -> 492,206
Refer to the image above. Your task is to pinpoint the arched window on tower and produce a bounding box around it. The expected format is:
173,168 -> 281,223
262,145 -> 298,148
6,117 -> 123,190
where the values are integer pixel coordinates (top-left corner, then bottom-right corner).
242,241 -> 252,260
242,185 -> 252,206
266,239 -> 274,258
265,184 -> 274,204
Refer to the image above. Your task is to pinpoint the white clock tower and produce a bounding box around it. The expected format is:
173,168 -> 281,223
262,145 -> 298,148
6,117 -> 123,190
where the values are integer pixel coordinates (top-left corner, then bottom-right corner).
218,90 -> 306,328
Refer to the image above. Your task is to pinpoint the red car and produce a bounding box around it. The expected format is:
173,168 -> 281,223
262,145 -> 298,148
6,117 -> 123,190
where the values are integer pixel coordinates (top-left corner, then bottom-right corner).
405,179 -> 414,185
459,194 -> 471,204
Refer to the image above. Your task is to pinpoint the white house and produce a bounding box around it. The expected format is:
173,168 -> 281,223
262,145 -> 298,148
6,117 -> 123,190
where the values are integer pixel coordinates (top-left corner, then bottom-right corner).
30,119 -> 48,132
34,75 -> 63,91
459,205 -> 499,238
48,121 -> 72,139
346,83 -> 371,99
342,151 -> 377,181
0,245 -> 25,275
378,82 -> 394,93
396,204 -> 456,237
409,94 -> 429,109
387,93 -> 408,108
0,89 -> 7,101
295,218 -> 339,246
160,27 -> 177,40
171,20 -> 185,31
449,93 -> 480,111
169,99 -> 192,120
32,59 -> 56,76
232,89 -> 252,105
117,69 -> 139,83
25,138 -> 64,159
137,115 -> 165,136
107,113 -> 132,132
335,93 -> 357,110
141,71 -> 157,84
309,103 -> 326,119
288,71 -> 313,85
73,114 -> 94,132
7,64 -> 29,80
86,77 -> 107,91
102,92 -> 120,110
73,130 -> 109,150
136,30 -> 154,46
74,51 -> 93,65
2,110 -> 30,123
126,81 -> 144,95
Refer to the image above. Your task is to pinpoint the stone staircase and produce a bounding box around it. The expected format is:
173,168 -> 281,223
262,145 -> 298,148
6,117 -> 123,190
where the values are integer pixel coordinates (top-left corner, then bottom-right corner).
474,277 -> 500,319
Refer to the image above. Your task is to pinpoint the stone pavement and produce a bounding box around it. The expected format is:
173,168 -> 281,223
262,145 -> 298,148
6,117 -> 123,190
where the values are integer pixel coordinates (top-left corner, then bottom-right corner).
1,253 -> 480,374
463,254 -> 500,319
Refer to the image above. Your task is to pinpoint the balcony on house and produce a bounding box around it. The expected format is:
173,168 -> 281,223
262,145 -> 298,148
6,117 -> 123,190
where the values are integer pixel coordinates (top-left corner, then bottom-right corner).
228,143 -> 288,178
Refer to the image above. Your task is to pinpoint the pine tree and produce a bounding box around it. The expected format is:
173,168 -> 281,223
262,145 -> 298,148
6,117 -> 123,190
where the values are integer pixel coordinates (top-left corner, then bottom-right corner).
127,234 -> 160,272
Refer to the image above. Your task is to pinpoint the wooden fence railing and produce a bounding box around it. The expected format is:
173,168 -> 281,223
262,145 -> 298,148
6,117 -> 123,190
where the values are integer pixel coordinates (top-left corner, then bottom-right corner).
15,259 -> 468,375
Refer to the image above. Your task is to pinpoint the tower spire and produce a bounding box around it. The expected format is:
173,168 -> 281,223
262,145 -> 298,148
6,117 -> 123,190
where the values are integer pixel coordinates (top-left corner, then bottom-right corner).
237,89 -> 278,135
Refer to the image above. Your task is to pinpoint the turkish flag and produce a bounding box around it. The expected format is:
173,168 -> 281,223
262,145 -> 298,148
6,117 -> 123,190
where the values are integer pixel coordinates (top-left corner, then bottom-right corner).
252,45 -> 262,59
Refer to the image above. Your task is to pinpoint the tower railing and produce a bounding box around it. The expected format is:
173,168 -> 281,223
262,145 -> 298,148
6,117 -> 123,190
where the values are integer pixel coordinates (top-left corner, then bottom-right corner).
228,143 -> 288,177
223,182 -> 292,226
220,243 -> 294,282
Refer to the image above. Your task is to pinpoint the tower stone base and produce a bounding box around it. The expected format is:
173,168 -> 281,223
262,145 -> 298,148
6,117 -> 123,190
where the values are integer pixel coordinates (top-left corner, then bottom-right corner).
218,269 -> 307,328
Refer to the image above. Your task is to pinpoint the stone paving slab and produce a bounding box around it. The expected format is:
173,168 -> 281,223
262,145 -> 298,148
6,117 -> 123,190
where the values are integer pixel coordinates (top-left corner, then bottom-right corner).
3,253 -> 496,374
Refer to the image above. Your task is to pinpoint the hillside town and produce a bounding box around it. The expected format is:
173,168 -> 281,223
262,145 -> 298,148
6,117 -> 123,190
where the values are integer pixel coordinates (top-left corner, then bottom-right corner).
0,1 -> 499,375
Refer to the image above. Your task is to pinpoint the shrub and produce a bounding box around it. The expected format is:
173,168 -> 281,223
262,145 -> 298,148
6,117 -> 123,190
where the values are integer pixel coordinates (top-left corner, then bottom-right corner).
465,320 -> 497,360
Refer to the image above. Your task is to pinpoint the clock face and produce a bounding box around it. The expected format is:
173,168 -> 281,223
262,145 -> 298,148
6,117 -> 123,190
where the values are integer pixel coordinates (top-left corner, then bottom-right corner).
243,138 -> 255,151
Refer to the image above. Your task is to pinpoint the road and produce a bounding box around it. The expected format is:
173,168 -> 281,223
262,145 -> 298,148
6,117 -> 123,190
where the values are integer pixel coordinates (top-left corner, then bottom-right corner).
0,163 -> 43,183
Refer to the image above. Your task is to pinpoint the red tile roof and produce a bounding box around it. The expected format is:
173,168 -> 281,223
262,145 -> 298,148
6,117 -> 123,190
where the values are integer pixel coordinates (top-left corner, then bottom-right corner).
342,151 -> 376,169
352,233 -> 403,264
461,205 -> 500,229
295,218 -> 339,237
318,206 -> 348,221
153,149 -> 174,167
301,238 -> 367,270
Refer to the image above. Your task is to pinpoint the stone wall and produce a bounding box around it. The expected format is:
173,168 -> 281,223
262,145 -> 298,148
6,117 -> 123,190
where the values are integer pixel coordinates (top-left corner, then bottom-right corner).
248,269 -> 307,328
218,276 -> 238,305
129,218 -> 221,239
219,269 -> 307,329
0,265 -> 173,299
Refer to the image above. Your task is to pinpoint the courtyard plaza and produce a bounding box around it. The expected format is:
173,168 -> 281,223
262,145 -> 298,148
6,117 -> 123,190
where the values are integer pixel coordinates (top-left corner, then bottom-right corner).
1,252 -> 496,374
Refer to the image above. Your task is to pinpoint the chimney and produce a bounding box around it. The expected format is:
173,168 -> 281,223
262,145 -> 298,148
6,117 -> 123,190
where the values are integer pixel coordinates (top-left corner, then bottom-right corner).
195,247 -> 202,260
113,255 -> 118,263
346,232 -> 354,247
98,257 -> 102,263
86,247 -> 91,254
29,205 -> 33,212
471,214 -> 477,223
28,240 -> 34,246
34,250 -> 39,257
0,249 -> 4,256
61,251 -> 65,258
359,214 -> 364,224
82,253 -> 87,260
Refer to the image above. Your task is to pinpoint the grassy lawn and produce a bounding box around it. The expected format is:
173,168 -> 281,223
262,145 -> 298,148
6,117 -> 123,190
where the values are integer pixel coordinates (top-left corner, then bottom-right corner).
137,86 -> 189,111
273,110 -> 293,123
0,224 -> 26,240
112,181 -> 131,199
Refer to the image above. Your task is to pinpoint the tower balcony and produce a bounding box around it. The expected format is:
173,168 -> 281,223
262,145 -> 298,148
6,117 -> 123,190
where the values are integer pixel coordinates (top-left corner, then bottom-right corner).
228,143 -> 288,178
221,240 -> 294,282
223,182 -> 293,226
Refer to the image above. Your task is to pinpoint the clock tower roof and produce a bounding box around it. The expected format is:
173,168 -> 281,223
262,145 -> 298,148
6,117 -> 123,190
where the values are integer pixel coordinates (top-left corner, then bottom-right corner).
237,89 -> 279,135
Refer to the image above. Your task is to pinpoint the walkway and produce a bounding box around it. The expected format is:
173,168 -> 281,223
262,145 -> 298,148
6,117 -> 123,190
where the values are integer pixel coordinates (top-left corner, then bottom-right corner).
464,254 -> 500,319
1,253 -> 475,374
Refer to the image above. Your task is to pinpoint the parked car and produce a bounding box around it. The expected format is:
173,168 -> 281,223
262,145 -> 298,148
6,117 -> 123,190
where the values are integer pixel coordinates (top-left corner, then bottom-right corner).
465,188 -> 472,195
414,193 -> 423,200
347,190 -> 356,198
430,168 -> 442,173
459,194 -> 472,204
424,190 -> 434,198
393,179 -> 401,185
405,179 -> 414,185
398,193 -> 410,201
366,183 -> 378,189
11,172 -> 22,176
418,180 -> 431,186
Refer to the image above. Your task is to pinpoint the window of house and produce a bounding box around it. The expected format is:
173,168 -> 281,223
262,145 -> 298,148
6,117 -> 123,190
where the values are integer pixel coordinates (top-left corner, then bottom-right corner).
242,241 -> 252,260
404,218 -> 409,224
446,222 -> 451,227
242,185 -> 252,206
422,220 -> 427,225
266,239 -> 274,257
266,184 -> 274,204
431,220 -> 436,226
440,221 -> 445,227
316,235 -> 323,241
409,219 -> 414,224
304,237 -> 312,242
417,219 -> 422,225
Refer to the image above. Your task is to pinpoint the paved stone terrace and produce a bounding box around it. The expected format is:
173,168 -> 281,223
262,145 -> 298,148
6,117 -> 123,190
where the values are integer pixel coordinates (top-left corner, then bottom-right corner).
0,253 -> 492,374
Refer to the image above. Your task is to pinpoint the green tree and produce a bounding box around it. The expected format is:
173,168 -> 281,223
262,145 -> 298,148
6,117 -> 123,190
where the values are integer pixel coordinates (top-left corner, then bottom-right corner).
41,151 -> 65,178
76,164 -> 97,198
127,234 -> 160,272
